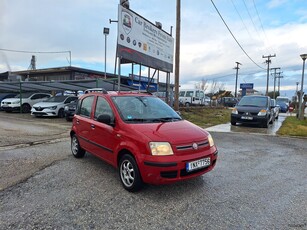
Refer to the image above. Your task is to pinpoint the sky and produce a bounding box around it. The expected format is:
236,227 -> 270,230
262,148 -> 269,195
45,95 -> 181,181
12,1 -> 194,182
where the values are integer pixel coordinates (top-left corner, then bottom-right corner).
1,0 -> 307,98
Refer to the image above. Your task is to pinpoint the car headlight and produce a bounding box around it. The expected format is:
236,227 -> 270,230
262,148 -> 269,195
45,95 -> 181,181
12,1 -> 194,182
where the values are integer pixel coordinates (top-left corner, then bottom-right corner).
149,142 -> 174,156
47,106 -> 57,110
208,134 -> 215,147
257,109 -> 267,116
231,108 -> 238,114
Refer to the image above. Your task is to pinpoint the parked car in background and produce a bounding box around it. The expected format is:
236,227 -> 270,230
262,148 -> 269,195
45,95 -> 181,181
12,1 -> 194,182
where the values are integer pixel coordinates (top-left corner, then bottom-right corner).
0,93 -> 17,110
220,97 -> 238,107
271,99 -> 279,120
276,102 -> 288,113
276,96 -> 290,108
70,90 -> 218,192
1,92 -> 51,113
179,89 -> 207,107
31,95 -> 78,118
64,100 -> 78,121
231,95 -> 274,128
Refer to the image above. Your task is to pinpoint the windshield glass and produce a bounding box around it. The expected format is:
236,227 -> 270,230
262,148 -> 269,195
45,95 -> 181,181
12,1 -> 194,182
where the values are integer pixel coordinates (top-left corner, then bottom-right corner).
238,96 -> 268,107
112,96 -> 182,123
276,98 -> 289,104
45,96 -> 67,102
14,92 -> 33,98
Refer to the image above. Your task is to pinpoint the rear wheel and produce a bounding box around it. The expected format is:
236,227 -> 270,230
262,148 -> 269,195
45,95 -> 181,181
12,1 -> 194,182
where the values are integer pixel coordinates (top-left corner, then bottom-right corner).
119,154 -> 143,192
71,134 -> 85,158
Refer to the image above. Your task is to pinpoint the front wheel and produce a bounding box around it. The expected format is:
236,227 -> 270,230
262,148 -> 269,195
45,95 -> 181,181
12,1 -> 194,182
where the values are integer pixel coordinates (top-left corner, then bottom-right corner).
21,104 -> 31,113
58,108 -> 65,118
119,154 -> 143,192
71,134 -> 85,158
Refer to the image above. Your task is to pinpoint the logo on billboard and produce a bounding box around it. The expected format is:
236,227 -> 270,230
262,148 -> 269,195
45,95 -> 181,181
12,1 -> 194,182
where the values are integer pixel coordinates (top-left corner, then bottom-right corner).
122,11 -> 132,34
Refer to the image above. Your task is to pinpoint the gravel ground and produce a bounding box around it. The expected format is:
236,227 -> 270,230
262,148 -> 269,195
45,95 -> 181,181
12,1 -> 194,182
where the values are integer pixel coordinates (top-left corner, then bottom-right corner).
0,112 -> 306,229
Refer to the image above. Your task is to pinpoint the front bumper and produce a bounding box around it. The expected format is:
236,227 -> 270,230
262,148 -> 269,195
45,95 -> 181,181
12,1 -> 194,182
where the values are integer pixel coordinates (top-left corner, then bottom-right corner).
138,147 -> 218,185
231,114 -> 268,125
31,109 -> 58,117
1,106 -> 20,112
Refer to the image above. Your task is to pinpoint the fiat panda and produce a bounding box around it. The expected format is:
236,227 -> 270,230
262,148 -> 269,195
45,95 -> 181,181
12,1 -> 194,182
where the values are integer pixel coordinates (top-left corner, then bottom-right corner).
70,90 -> 218,192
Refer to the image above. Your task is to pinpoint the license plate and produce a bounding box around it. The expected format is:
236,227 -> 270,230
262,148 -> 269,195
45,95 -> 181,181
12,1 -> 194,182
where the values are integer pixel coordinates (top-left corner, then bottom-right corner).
241,116 -> 253,120
186,157 -> 211,172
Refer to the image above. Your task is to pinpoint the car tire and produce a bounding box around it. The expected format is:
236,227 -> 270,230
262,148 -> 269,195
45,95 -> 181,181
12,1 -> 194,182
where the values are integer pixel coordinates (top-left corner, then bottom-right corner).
21,103 -> 31,113
231,121 -> 236,126
58,108 -> 65,118
119,154 -> 143,192
71,134 -> 85,158
262,119 -> 269,128
185,102 -> 190,108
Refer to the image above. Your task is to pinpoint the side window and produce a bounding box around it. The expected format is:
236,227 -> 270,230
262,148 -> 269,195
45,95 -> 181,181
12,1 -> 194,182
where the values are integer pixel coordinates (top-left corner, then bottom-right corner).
66,97 -> 77,104
80,96 -> 94,117
31,94 -> 39,100
179,91 -> 185,97
186,91 -> 193,97
94,97 -> 114,121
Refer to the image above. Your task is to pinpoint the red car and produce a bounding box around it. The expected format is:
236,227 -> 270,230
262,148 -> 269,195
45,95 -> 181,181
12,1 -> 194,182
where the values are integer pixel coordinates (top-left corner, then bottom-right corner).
70,90 -> 218,192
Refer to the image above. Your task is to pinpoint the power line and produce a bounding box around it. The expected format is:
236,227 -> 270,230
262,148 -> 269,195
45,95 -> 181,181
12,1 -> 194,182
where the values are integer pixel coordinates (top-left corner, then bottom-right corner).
210,0 -> 265,70
242,0 -> 261,38
0,48 -> 70,54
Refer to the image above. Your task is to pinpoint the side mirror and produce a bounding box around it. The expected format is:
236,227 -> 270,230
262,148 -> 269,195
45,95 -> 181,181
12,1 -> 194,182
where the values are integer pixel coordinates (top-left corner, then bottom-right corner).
97,114 -> 114,126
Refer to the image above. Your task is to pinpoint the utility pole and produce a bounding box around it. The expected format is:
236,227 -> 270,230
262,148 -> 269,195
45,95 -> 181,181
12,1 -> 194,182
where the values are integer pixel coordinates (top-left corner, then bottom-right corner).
174,0 -> 181,111
234,62 -> 242,98
276,72 -> 283,95
262,54 -> 276,96
270,67 -> 280,99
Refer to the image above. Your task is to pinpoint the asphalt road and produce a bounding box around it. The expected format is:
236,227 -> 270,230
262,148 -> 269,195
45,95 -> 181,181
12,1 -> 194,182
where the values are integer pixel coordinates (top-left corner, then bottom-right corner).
0,112 -> 306,229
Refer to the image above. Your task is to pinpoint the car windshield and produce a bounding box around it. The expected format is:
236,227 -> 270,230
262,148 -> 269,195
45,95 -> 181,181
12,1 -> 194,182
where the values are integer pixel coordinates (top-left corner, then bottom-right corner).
14,92 -> 33,98
112,96 -> 182,123
276,98 -> 289,104
45,96 -> 67,103
238,96 -> 268,107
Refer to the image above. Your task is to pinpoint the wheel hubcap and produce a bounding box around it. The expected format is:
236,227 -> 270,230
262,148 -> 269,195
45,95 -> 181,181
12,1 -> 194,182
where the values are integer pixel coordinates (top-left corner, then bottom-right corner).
72,137 -> 78,155
120,160 -> 135,187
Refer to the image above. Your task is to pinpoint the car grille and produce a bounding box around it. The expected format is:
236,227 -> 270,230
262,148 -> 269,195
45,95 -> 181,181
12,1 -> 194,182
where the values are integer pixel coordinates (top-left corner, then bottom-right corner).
176,140 -> 208,151
238,111 -> 258,116
33,107 -> 45,111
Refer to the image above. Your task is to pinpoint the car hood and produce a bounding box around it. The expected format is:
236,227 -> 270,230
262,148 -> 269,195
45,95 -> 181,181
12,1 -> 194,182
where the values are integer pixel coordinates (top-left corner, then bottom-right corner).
235,105 -> 267,113
130,120 -> 209,144
33,102 -> 63,107
1,98 -> 21,103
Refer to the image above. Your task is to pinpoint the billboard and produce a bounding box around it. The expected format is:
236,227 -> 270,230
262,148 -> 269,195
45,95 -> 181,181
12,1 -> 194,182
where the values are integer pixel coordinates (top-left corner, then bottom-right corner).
117,5 -> 174,72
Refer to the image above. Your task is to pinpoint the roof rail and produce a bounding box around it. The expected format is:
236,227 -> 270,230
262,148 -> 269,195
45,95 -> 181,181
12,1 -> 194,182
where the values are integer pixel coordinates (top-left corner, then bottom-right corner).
84,88 -> 108,94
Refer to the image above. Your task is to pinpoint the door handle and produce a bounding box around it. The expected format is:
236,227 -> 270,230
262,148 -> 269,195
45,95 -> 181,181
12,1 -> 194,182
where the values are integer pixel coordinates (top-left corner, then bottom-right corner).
76,119 -> 80,124
91,124 -> 95,129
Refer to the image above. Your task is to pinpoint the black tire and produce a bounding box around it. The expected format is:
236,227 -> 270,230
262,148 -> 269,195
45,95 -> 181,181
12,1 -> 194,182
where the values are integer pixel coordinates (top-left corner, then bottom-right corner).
71,134 -> 85,158
185,102 -> 190,108
119,154 -> 143,192
231,121 -> 236,126
262,119 -> 269,128
21,104 -> 31,113
58,108 -> 65,118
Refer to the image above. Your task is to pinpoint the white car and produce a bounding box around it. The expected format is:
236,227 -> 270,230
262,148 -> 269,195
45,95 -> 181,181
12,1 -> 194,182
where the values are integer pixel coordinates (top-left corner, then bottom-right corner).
1,92 -> 52,113
31,95 -> 78,117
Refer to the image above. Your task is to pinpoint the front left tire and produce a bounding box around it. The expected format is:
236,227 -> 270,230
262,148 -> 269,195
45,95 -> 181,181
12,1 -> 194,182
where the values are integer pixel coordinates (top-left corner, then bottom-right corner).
119,154 -> 143,192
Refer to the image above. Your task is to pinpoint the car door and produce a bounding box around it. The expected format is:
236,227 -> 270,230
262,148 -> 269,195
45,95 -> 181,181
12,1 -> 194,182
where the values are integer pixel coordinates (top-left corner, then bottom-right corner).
90,96 -> 117,165
74,95 -> 95,152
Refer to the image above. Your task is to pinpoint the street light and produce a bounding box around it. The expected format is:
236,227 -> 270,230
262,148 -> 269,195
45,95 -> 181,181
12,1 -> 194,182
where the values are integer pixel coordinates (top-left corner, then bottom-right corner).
298,53 -> 307,120
103,27 -> 110,79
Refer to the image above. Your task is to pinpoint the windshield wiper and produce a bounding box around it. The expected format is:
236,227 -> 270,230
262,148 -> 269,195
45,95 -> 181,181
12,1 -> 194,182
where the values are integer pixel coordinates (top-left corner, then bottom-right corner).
240,104 -> 259,107
152,117 -> 182,122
